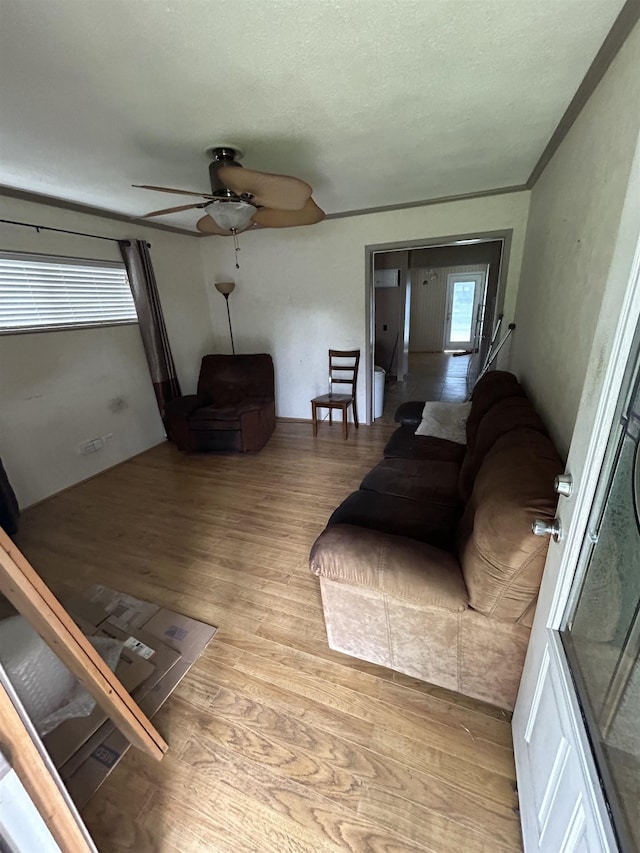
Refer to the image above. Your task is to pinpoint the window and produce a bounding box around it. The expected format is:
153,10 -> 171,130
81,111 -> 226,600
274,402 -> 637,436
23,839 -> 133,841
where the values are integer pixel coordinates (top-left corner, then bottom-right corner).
0,251 -> 137,333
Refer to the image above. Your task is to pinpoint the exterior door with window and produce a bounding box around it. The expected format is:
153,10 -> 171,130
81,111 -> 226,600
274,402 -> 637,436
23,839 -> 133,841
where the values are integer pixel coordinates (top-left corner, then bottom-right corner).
444,272 -> 485,350
514,328 -> 639,852
561,353 -> 640,850
513,148 -> 640,852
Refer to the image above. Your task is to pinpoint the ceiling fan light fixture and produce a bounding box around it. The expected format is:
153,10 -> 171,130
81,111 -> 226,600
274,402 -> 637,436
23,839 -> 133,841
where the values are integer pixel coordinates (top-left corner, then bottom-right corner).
207,199 -> 257,232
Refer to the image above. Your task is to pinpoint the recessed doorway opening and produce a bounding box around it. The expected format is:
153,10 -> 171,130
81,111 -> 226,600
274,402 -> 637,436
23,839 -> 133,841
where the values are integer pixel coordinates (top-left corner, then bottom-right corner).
365,231 -> 511,425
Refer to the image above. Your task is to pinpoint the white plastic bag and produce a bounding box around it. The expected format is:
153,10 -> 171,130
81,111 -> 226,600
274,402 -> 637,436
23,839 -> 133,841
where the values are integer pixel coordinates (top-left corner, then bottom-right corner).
0,615 -> 122,736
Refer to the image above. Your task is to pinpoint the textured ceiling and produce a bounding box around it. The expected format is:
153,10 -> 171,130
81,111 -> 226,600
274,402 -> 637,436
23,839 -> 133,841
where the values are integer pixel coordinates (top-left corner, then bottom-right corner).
0,0 -> 625,231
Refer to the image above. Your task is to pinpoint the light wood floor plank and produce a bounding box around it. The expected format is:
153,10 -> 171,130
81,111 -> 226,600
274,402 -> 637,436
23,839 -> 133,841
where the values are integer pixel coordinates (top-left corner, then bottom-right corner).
230,649 -> 515,777
134,746 -> 435,853
358,785 -> 517,853
193,680 -> 519,834
14,423 -> 523,852
377,679 -> 513,747
197,658 -> 377,749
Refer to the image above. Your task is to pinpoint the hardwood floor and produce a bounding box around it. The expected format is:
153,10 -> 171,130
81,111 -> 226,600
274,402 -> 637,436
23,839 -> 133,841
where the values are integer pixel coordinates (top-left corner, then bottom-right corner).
378,353 -> 476,425
15,423 -> 523,852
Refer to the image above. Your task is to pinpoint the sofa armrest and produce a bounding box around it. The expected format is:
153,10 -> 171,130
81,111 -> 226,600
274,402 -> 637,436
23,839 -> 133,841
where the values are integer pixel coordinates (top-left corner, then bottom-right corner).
238,399 -> 276,452
310,523 -> 468,612
164,395 -> 205,450
394,401 -> 425,427
165,394 -> 204,420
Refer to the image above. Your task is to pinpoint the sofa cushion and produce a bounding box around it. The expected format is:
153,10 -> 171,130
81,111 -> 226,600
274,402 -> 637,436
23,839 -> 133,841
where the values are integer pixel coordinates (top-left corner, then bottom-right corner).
328,490 -> 460,550
466,370 -> 526,447
360,457 -> 461,506
189,405 -> 241,430
458,396 -> 549,502
415,401 -> 472,444
211,384 -> 246,407
457,428 -> 562,621
310,524 -> 468,612
384,426 -> 466,463
197,353 -> 275,401
189,400 -> 266,430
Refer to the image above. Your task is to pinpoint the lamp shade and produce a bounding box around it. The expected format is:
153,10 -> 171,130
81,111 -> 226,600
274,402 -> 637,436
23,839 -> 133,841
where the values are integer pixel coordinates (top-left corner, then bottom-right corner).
214,281 -> 235,296
207,199 -> 257,232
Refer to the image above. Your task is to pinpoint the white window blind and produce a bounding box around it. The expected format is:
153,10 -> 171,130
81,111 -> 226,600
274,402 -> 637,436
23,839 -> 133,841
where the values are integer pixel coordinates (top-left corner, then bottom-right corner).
0,251 -> 137,333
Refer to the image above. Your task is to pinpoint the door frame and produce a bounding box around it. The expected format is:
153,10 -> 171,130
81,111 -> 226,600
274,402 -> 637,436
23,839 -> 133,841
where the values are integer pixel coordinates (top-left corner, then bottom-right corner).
443,270 -> 487,351
365,229 -> 512,424
513,136 -> 640,851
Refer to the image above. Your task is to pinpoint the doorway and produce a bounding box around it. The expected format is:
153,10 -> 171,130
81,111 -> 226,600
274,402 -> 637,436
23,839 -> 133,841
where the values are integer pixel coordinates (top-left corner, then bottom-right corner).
368,233 -> 509,424
408,265 -> 488,357
444,271 -> 487,351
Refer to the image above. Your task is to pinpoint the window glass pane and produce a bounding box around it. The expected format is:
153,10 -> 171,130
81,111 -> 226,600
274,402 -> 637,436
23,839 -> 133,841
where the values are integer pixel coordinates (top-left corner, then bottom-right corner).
562,359 -> 640,850
450,281 -> 475,342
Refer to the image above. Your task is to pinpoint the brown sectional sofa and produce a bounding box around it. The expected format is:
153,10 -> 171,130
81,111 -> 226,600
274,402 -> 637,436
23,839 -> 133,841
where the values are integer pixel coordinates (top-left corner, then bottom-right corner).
309,371 -> 563,711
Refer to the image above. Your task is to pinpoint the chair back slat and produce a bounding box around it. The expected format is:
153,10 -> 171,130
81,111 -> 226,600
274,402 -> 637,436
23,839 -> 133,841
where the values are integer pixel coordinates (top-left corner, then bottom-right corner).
328,349 -> 360,395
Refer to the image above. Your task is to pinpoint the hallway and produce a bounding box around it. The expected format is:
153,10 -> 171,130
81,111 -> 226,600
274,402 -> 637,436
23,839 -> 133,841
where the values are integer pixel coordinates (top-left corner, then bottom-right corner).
377,353 -> 476,425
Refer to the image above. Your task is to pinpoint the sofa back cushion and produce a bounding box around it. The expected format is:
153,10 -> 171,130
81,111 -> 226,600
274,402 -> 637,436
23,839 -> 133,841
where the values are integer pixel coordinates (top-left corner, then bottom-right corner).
198,354 -> 275,404
458,396 -> 549,502
466,371 -> 525,448
457,428 -> 562,621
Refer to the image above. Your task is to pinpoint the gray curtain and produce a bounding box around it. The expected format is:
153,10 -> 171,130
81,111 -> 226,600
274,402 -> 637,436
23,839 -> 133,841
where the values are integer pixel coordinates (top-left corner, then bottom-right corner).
119,240 -> 181,432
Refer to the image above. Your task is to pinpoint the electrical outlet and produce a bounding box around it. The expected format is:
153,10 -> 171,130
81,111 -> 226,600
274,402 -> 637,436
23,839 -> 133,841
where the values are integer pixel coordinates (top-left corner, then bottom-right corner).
79,433 -> 114,454
80,437 -> 104,455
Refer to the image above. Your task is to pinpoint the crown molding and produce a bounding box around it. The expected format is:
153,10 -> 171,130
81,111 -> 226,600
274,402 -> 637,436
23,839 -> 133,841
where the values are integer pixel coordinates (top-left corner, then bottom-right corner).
0,182 -> 529,239
0,185 -> 197,237
323,184 -> 528,221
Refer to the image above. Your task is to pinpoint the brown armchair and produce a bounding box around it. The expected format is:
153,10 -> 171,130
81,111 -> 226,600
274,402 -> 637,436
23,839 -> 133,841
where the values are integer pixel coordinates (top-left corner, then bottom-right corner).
166,354 -> 275,453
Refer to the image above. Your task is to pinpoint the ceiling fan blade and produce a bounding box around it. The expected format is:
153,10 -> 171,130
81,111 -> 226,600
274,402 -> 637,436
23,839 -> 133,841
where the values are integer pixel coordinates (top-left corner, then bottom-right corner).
141,202 -> 207,218
218,166 -> 311,211
133,184 -> 217,199
252,198 -> 325,228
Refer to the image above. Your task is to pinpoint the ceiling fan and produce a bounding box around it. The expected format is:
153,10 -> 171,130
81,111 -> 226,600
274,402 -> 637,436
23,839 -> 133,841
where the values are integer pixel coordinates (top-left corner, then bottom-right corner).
134,145 -> 325,238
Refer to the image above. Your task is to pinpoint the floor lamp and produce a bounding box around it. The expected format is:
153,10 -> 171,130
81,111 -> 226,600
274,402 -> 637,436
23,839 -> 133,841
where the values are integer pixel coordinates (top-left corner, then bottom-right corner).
214,281 -> 236,355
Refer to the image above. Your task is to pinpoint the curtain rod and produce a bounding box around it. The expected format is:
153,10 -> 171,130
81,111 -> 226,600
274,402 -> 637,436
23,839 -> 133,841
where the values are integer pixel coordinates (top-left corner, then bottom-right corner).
0,218 -> 149,247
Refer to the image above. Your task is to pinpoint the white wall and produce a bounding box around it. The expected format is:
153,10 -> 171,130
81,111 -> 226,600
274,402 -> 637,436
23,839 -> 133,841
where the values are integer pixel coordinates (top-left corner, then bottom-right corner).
511,23 -> 640,456
0,196 -> 211,507
200,191 -> 531,420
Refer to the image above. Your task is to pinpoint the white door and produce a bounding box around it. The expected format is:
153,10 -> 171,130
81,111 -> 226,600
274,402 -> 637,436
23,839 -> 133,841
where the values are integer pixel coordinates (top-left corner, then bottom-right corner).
513,146 -> 640,852
444,271 -> 485,350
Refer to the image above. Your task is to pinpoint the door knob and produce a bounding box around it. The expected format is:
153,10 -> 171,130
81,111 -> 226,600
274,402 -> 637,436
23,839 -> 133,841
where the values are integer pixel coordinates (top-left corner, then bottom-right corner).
554,474 -> 573,497
532,518 -> 562,542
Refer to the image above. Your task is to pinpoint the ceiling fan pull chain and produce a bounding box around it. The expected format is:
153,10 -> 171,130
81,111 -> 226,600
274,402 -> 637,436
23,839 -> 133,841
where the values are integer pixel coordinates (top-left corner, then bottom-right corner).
232,229 -> 241,269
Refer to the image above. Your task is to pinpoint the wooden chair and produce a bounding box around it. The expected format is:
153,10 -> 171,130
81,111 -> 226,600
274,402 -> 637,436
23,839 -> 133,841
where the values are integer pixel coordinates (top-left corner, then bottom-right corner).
311,350 -> 360,439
